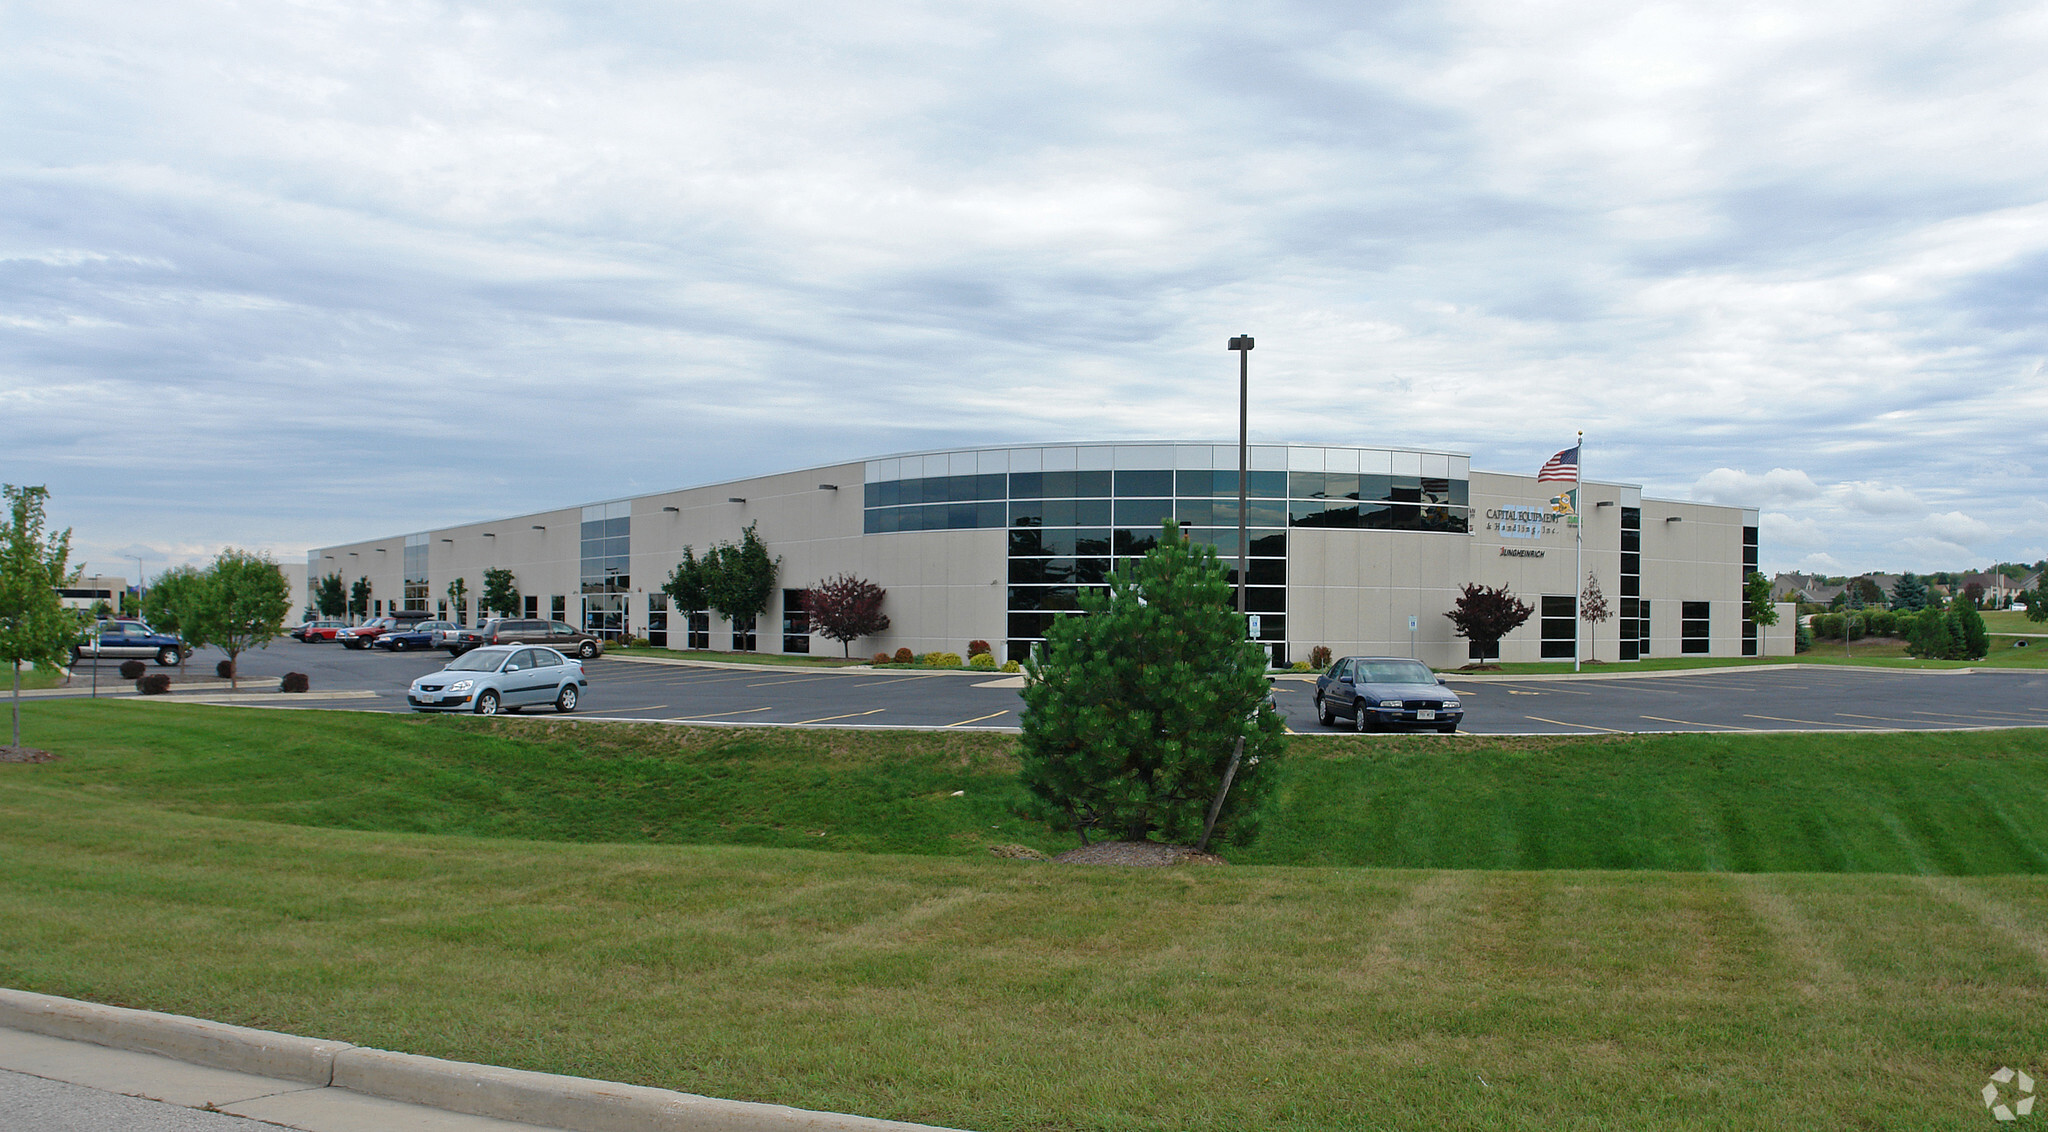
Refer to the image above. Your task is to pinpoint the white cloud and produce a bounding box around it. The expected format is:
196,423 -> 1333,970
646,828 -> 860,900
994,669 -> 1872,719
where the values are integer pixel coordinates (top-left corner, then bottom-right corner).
4,1 -> 2048,576
1759,511 -> 1826,550
1693,467 -> 1822,506
1836,482 -> 1925,516
1921,511 -> 1993,545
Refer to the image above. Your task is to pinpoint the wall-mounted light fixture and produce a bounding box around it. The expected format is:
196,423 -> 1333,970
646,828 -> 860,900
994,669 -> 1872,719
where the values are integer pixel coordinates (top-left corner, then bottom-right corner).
483,533 -> 496,538
728,497 -> 746,504
1665,516 -> 1683,523
1595,500 -> 1615,508
531,525 -> 546,531
661,506 -> 679,513
818,483 -> 838,491
439,538 -> 453,543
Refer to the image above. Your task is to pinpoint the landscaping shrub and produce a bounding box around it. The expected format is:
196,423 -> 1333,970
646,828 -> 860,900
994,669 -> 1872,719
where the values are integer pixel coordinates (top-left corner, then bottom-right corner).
1001,659 -> 1021,673
969,652 -> 997,670
1290,660 -> 1312,672
967,639 -> 991,658
871,652 -> 892,665
215,659 -> 235,680
280,672 -> 310,693
921,651 -> 963,667
118,660 -> 146,680
1795,623 -> 1814,653
893,647 -> 914,664
1308,645 -> 1332,669
137,674 -> 171,695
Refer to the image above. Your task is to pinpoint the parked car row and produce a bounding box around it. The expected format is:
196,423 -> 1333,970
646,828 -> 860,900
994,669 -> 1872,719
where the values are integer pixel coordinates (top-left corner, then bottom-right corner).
291,616 -> 604,658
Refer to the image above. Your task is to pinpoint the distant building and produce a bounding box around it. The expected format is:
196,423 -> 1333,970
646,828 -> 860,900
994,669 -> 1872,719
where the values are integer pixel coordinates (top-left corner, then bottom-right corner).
311,441 -> 1790,667
55,574 -> 133,612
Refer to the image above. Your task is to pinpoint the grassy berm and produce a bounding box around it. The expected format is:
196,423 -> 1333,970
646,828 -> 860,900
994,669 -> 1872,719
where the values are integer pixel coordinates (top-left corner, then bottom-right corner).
2,699 -> 2046,1131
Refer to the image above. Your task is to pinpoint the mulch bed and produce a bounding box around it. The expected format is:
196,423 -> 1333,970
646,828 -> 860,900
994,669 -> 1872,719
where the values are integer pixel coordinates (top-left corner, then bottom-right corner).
1052,841 -> 1228,867
0,746 -> 58,764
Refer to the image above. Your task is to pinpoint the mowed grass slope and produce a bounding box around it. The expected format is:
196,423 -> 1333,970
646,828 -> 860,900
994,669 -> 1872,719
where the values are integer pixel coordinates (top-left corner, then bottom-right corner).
11,701 -> 2048,874
1253,731 -> 2048,874
4,784 -> 2048,1131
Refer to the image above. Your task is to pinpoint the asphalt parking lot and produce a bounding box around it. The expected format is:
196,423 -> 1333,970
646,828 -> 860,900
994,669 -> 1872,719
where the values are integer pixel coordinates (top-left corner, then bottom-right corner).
59,640 -> 2048,736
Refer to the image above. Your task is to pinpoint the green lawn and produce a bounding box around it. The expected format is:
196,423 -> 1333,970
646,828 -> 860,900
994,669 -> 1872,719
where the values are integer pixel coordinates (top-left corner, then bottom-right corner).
6,703 -> 2048,1129
1983,609 -> 2046,634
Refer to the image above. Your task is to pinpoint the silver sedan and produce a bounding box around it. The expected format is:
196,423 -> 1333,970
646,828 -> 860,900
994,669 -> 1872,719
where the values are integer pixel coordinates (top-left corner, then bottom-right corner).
406,645 -> 587,715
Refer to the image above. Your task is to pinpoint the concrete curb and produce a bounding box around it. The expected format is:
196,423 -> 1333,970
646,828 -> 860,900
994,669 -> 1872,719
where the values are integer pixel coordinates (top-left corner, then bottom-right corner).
331,1046 -> 960,1132
0,988 -> 968,1132
0,989 -> 344,1085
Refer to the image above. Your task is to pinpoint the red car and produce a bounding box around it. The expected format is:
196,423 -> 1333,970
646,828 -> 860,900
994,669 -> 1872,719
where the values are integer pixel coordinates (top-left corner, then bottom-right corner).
292,620 -> 347,642
338,611 -> 436,649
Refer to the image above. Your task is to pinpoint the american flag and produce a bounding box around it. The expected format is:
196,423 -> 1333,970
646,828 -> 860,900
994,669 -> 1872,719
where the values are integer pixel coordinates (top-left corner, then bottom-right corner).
1537,445 -> 1579,482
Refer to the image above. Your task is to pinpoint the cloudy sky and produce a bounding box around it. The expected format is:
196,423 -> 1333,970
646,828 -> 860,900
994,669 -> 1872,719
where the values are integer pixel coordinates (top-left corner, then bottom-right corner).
4,0 -> 2045,584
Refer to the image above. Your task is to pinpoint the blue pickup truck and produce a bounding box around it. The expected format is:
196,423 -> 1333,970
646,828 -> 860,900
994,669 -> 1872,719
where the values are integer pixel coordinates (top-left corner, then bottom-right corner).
72,620 -> 189,667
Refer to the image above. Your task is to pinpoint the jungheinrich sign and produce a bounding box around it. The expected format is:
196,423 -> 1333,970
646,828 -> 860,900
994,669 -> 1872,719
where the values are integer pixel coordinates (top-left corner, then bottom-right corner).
1500,547 -> 1545,557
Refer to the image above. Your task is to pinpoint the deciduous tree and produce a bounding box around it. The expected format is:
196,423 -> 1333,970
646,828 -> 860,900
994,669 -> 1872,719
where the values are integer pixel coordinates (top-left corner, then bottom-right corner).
189,550 -> 290,689
1018,520 -> 1284,848
1579,572 -> 1611,662
804,574 -> 890,657
480,568 -> 519,619
0,485 -> 82,749
1445,583 -> 1534,664
315,573 -> 347,619
142,564 -> 205,670
1743,571 -> 1780,658
348,576 -> 372,621
702,524 -> 779,636
662,548 -> 710,616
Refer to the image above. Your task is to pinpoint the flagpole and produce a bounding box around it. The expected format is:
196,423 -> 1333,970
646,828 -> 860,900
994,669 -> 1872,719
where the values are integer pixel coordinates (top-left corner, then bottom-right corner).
1574,430 -> 1584,674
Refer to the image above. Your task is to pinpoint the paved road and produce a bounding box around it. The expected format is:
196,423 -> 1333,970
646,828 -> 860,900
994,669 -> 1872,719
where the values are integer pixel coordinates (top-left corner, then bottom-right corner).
58,642 -> 2048,736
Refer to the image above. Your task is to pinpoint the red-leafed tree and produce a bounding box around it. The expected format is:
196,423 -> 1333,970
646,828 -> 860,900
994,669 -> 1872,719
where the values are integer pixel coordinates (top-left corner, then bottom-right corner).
1445,582 -> 1534,664
805,574 -> 891,657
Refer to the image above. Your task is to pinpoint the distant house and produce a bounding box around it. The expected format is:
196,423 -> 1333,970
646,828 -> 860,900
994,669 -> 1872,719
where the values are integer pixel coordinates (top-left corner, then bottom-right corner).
1771,572 -> 1842,604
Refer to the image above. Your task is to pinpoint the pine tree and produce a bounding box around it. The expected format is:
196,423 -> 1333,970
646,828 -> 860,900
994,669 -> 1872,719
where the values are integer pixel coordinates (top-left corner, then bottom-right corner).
1950,598 -> 1990,659
1018,520 -> 1285,848
1891,573 -> 1930,612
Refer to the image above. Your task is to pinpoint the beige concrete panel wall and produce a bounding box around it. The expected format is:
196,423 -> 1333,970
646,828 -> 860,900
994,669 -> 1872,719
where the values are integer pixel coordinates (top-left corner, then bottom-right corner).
1288,529 -> 1469,667
853,528 -> 1007,657
1639,498 -> 1746,657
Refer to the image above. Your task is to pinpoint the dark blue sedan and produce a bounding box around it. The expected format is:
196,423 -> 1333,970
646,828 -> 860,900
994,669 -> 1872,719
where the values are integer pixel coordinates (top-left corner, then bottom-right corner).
374,620 -> 458,652
1313,656 -> 1464,733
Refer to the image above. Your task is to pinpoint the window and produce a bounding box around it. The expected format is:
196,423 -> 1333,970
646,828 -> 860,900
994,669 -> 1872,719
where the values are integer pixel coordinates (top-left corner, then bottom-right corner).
1741,525 -> 1760,656
732,613 -> 756,652
781,589 -> 809,653
1619,506 -> 1642,660
551,595 -> 566,619
1540,595 -> 1576,659
687,612 -> 709,650
647,593 -> 668,648
1682,601 -> 1710,654
524,595 -> 538,618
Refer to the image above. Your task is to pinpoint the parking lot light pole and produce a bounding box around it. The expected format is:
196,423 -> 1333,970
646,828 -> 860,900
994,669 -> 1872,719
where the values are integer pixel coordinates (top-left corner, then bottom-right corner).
1228,335 -> 1254,618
